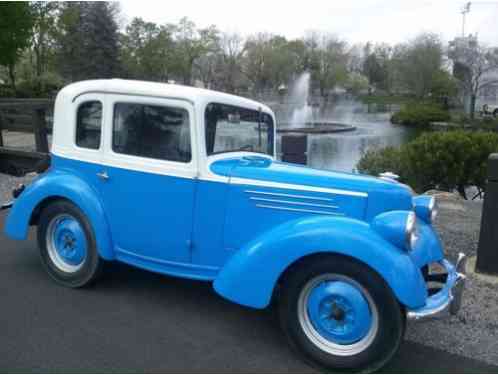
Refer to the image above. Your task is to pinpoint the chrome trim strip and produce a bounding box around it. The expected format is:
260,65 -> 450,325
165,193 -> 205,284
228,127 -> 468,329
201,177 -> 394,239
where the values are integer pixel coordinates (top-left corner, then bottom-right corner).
250,197 -> 339,209
245,190 -> 333,202
233,178 -> 368,198
256,204 -> 344,216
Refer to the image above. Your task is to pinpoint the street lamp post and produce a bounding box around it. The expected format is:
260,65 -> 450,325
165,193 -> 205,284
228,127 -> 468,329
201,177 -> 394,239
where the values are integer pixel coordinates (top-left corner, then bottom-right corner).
461,2 -> 471,37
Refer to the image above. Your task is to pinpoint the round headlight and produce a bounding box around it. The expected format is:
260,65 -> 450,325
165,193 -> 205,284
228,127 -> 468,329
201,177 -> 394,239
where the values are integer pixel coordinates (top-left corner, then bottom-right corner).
405,212 -> 417,250
372,211 -> 417,251
413,195 -> 437,224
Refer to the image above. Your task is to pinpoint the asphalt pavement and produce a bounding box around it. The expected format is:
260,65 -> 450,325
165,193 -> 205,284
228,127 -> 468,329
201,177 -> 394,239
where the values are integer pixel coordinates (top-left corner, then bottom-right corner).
1,212 -> 497,373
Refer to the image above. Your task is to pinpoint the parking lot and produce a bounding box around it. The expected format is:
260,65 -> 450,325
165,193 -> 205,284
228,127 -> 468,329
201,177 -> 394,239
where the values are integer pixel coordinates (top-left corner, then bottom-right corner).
0,212 -> 497,373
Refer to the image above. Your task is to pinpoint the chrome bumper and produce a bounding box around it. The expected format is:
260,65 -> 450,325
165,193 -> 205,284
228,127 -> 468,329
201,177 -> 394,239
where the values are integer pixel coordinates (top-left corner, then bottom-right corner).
407,253 -> 466,321
1,201 -> 13,211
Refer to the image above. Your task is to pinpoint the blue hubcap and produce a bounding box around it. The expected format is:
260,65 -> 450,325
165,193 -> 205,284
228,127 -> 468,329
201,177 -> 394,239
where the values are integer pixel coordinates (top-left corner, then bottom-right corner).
307,280 -> 372,345
49,215 -> 87,270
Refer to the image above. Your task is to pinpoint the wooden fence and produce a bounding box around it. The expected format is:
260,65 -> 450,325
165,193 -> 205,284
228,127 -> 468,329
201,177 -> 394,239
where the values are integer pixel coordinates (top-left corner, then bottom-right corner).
0,99 -> 54,176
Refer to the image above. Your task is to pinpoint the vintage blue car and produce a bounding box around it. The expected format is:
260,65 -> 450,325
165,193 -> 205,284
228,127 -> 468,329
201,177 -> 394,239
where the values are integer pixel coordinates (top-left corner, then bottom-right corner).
2,80 -> 466,372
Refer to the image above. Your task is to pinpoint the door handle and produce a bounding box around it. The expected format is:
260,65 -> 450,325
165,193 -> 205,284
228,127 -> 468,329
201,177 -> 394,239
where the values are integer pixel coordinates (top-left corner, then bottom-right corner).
97,171 -> 109,181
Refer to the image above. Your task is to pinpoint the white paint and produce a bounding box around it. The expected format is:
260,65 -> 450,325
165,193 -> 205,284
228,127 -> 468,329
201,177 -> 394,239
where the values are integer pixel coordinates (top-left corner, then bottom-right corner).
51,79 -> 276,182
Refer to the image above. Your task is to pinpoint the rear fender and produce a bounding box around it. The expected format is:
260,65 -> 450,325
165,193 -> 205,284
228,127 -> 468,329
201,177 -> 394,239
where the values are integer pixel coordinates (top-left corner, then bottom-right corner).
214,215 -> 427,309
4,170 -> 114,260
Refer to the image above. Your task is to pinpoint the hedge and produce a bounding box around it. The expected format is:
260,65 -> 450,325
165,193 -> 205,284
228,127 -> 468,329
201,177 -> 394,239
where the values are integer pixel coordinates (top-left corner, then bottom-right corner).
356,131 -> 498,198
391,104 -> 450,127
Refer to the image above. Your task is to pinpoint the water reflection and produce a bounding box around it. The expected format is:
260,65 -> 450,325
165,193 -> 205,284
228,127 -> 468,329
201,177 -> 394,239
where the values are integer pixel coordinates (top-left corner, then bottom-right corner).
274,98 -> 417,172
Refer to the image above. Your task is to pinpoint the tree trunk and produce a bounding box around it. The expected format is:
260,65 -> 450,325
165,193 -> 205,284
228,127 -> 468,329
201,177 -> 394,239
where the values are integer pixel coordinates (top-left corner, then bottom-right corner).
457,184 -> 468,200
8,63 -> 17,94
470,94 -> 477,120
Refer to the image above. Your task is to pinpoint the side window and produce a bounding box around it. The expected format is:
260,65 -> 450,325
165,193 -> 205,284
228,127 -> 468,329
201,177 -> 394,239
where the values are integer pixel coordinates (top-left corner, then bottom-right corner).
76,101 -> 102,150
112,103 -> 191,163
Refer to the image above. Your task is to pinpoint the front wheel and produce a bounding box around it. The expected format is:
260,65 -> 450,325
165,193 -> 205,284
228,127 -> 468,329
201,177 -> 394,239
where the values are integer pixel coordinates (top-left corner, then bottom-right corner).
37,200 -> 102,288
279,255 -> 405,373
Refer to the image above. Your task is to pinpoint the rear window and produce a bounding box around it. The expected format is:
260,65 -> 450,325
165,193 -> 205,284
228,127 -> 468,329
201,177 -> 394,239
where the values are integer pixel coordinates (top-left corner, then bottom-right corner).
76,101 -> 102,150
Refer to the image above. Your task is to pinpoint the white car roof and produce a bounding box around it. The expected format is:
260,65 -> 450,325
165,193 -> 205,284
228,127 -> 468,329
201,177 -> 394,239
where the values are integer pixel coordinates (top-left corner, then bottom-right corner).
56,79 -> 273,114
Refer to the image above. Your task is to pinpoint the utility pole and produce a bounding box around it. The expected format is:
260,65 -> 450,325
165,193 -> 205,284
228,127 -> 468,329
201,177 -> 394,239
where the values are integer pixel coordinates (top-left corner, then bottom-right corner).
461,2 -> 471,37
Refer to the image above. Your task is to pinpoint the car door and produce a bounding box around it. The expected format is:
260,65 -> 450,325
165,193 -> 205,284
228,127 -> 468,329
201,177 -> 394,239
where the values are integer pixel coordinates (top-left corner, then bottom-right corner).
98,94 -> 198,265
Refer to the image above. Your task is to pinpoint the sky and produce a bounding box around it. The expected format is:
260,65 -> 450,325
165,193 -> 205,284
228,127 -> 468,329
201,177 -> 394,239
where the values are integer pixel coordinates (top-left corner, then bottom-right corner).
119,0 -> 498,46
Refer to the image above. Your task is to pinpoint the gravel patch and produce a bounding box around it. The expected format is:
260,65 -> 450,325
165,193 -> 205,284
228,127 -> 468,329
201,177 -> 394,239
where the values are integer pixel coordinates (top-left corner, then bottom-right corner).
406,195 -> 498,366
0,173 -> 34,203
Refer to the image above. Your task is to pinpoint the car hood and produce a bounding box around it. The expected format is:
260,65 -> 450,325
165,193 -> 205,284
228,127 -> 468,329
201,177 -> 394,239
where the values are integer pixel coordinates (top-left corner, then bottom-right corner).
210,155 -> 414,220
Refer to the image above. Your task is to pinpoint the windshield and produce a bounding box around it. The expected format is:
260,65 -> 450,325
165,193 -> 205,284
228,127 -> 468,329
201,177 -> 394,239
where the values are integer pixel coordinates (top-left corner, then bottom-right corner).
205,103 -> 274,156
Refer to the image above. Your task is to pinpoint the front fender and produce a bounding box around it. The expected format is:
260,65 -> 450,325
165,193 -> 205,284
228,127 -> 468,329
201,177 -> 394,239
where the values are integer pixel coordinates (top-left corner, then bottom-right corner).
214,215 -> 428,309
4,170 -> 114,260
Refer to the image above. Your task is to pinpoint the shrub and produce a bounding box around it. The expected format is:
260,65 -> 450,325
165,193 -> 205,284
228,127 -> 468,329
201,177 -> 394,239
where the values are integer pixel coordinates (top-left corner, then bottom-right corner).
391,104 -> 450,127
357,131 -> 498,198
356,147 -> 405,177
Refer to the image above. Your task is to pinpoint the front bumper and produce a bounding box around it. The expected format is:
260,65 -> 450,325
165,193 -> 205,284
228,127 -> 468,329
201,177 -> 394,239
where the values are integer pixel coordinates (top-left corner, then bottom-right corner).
407,253 -> 467,321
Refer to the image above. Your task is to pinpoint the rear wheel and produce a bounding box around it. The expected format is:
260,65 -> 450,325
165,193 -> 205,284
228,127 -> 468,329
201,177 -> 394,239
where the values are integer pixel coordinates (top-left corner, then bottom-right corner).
37,200 -> 102,288
494,109 -> 498,118
279,255 -> 405,373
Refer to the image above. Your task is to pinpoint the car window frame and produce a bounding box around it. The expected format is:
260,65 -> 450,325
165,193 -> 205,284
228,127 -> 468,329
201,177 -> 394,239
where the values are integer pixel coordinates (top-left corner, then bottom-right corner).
111,101 -> 193,164
74,99 -> 104,152
101,94 -> 198,179
204,102 -> 275,158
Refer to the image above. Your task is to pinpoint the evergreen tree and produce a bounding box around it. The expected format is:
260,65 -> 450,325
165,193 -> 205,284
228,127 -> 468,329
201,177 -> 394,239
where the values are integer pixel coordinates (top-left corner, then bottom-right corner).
80,2 -> 120,79
56,2 -> 120,82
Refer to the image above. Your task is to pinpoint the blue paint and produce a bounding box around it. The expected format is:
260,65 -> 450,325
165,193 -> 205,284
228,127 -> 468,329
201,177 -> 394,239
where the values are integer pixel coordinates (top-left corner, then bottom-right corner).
214,214 -> 429,310
409,219 -> 444,268
222,183 -> 367,253
371,211 -> 413,250
4,160 -> 114,260
307,280 -> 372,345
5,153 -> 448,312
191,180 -> 231,267
98,161 -> 195,265
413,195 -> 435,224
51,216 -> 87,266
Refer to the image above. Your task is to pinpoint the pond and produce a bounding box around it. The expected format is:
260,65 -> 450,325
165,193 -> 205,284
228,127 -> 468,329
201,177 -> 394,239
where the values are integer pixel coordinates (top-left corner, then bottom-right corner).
273,98 -> 418,173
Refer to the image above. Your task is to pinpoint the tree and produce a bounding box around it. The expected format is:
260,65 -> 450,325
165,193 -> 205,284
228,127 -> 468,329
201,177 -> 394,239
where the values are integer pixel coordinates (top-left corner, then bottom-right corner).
395,33 -> 445,98
449,36 -> 498,119
121,18 -> 176,82
305,32 -> 349,97
216,32 -> 245,92
0,2 -> 33,92
173,17 -> 219,85
362,43 -> 393,92
55,2 -> 87,81
29,2 -> 60,79
56,2 -> 121,81
242,33 -> 273,92
345,72 -> 369,95
80,2 -> 121,79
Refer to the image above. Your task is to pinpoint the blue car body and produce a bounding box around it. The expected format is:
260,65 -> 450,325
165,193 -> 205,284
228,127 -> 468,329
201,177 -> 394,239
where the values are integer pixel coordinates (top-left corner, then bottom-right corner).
5,153 -> 443,311
3,79 -> 451,316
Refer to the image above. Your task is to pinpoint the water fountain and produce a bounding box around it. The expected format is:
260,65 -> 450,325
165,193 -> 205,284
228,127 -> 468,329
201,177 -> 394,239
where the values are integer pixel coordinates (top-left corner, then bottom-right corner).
278,72 -> 357,134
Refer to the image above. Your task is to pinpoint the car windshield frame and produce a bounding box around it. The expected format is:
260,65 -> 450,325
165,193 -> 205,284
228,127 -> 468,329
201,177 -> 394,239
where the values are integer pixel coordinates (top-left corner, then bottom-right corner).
204,102 -> 275,157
